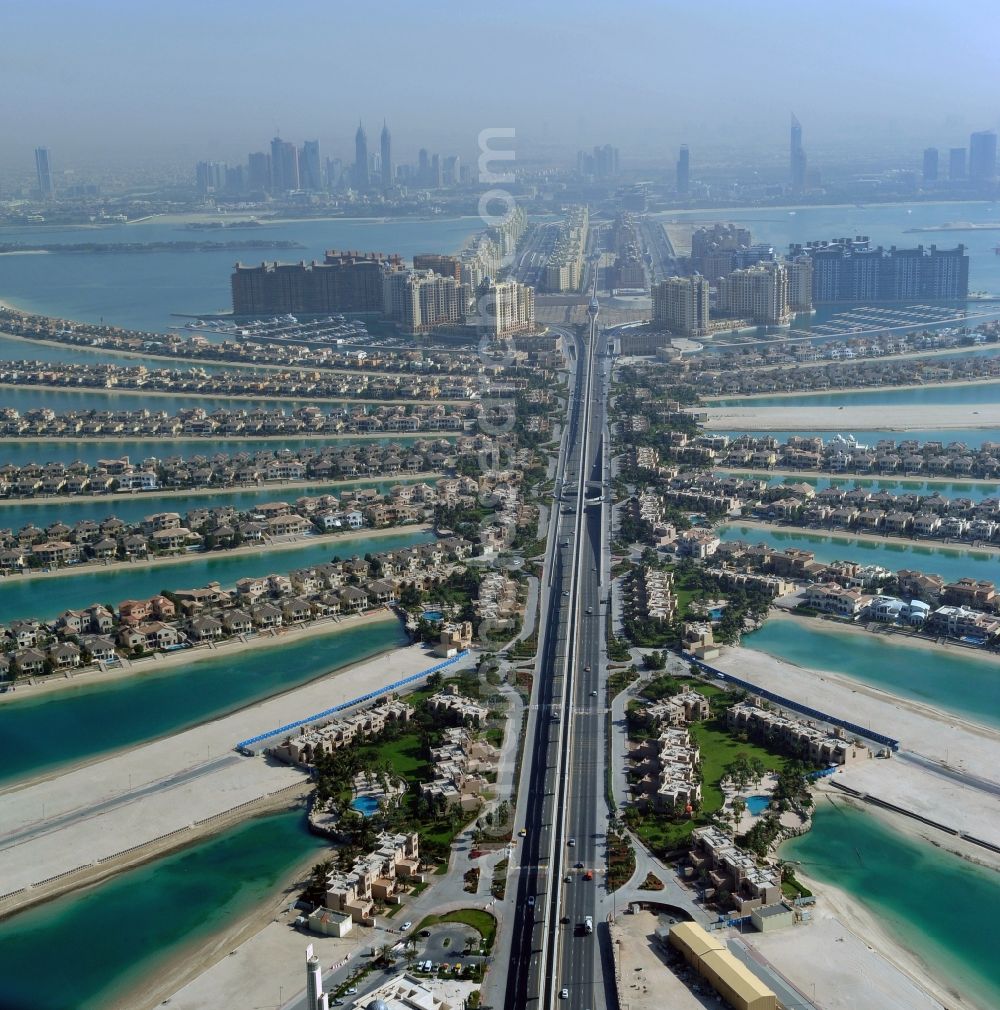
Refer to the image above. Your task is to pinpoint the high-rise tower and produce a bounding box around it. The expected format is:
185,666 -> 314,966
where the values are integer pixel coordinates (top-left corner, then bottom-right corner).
969,131 -> 997,184
354,121 -> 369,189
34,147 -> 54,199
922,147 -> 939,184
380,120 -> 392,192
790,114 -> 807,192
676,144 -> 690,196
300,140 -> 322,191
270,136 -> 299,192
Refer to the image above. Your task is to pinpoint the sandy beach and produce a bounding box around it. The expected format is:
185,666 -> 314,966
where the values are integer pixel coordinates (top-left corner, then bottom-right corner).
701,400 -> 1000,431
0,520 -> 430,585
0,471 -> 441,510
0,634 -> 469,906
722,515 -> 1000,557
703,375 -> 1000,404
713,464 -> 1000,487
744,856 -> 976,1010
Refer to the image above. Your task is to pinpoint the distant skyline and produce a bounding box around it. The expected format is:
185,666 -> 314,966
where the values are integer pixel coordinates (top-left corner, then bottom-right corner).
4,0 -> 1000,174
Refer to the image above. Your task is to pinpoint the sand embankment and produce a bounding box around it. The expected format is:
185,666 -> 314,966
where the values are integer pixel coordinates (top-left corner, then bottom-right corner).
700,401 -> 1000,432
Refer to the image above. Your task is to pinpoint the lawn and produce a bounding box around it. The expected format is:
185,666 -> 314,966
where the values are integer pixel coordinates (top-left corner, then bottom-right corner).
357,733 -> 428,780
417,909 -> 497,951
690,718 -> 784,813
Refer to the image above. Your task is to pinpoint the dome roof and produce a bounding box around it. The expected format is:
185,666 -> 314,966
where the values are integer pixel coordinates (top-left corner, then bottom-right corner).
369,1001 -> 391,1010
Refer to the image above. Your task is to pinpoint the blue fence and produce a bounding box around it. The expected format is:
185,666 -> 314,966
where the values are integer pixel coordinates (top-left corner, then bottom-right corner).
687,656 -> 900,751
234,650 -> 471,752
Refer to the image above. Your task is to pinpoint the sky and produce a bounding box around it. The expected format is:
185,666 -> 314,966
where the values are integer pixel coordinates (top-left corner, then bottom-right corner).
4,0 -> 1000,175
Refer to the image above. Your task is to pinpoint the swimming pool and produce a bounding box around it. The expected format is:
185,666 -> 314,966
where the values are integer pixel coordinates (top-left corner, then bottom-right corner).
421,610 -> 444,622
745,795 -> 771,817
350,795 -> 380,817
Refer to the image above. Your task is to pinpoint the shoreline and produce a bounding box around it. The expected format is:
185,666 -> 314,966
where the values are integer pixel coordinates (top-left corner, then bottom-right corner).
763,607 -> 1000,667
0,430 -> 449,445
713,465 -> 1000,487
118,830 -> 324,1010
701,400 -> 1000,431
0,379 -> 461,408
0,471 -> 440,509
703,375 -> 1000,404
778,793 -> 993,1010
0,328 -> 474,382
720,515 -> 1000,559
0,606 -> 402,708
0,520 -> 431,585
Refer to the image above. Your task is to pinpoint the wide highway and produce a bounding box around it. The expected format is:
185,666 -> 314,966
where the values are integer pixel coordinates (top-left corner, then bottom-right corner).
502,284 -> 613,1010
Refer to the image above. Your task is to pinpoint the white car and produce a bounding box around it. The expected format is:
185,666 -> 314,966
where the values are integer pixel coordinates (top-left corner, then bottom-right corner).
560,988 -> 569,999
402,920 -> 412,930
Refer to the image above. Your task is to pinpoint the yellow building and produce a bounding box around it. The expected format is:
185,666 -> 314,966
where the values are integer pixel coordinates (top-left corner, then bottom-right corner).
668,921 -> 776,1010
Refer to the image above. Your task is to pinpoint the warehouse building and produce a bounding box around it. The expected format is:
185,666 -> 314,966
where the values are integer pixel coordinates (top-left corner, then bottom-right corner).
668,921 -> 776,1010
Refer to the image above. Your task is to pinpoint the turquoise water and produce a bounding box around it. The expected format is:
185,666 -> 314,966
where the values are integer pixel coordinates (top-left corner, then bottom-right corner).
351,794 -> 381,817
719,428 -> 1000,448
744,616 -> 1000,727
0,476 -> 428,528
718,522 -> 998,585
421,609 -> 444,621
711,380 -> 1000,409
0,528 -> 431,622
782,803 -> 1000,1010
717,472 -> 1000,502
0,808 -> 327,1010
745,794 -> 770,816
0,216 -> 478,331
0,434 -> 424,468
0,616 -> 408,786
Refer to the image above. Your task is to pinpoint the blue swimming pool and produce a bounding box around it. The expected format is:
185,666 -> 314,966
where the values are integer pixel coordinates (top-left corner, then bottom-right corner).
421,610 -> 444,622
350,795 -> 380,817
745,795 -> 771,817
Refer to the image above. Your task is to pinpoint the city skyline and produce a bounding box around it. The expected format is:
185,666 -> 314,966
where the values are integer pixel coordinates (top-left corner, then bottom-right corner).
4,0 -> 1000,174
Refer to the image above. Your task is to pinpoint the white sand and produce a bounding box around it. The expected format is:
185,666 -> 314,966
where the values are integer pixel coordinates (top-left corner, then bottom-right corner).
700,401 -> 1000,431
742,900 -> 953,1010
711,637 -> 1000,846
0,636 -> 471,899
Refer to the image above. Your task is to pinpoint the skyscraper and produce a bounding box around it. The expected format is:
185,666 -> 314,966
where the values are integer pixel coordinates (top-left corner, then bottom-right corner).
354,122 -> 369,189
968,131 -> 997,184
270,137 -> 299,192
718,261 -> 792,326
949,147 -> 966,181
651,275 -> 710,336
299,140 -> 322,191
790,114 -> 807,192
922,147 -> 939,184
380,121 -> 393,192
676,144 -> 690,196
247,152 -> 271,193
34,147 -> 54,199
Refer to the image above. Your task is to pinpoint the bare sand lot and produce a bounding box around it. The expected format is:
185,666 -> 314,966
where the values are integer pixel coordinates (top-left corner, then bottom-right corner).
701,401 -> 1000,432
0,638 -> 465,902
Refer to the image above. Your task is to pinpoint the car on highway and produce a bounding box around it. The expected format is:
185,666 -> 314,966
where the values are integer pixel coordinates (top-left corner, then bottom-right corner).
345,988 -> 358,996
527,895 -> 535,907
562,591 -> 569,596
567,837 -> 575,846
574,861 -> 584,868
559,989 -> 569,1000
590,689 -> 598,697
519,827 -> 527,836
564,874 -> 572,882
586,607 -> 592,614
584,870 -> 593,881
584,665 -> 591,671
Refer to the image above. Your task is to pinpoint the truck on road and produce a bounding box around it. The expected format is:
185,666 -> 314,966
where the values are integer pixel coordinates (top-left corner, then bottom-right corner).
584,915 -> 594,935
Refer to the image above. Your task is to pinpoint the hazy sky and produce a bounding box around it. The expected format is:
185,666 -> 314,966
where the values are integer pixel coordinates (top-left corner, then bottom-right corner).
5,0 -> 1000,173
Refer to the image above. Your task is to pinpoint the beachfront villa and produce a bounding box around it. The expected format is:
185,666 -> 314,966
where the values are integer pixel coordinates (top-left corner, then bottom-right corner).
727,700 -> 870,766
688,825 -> 782,914
324,831 -> 421,925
